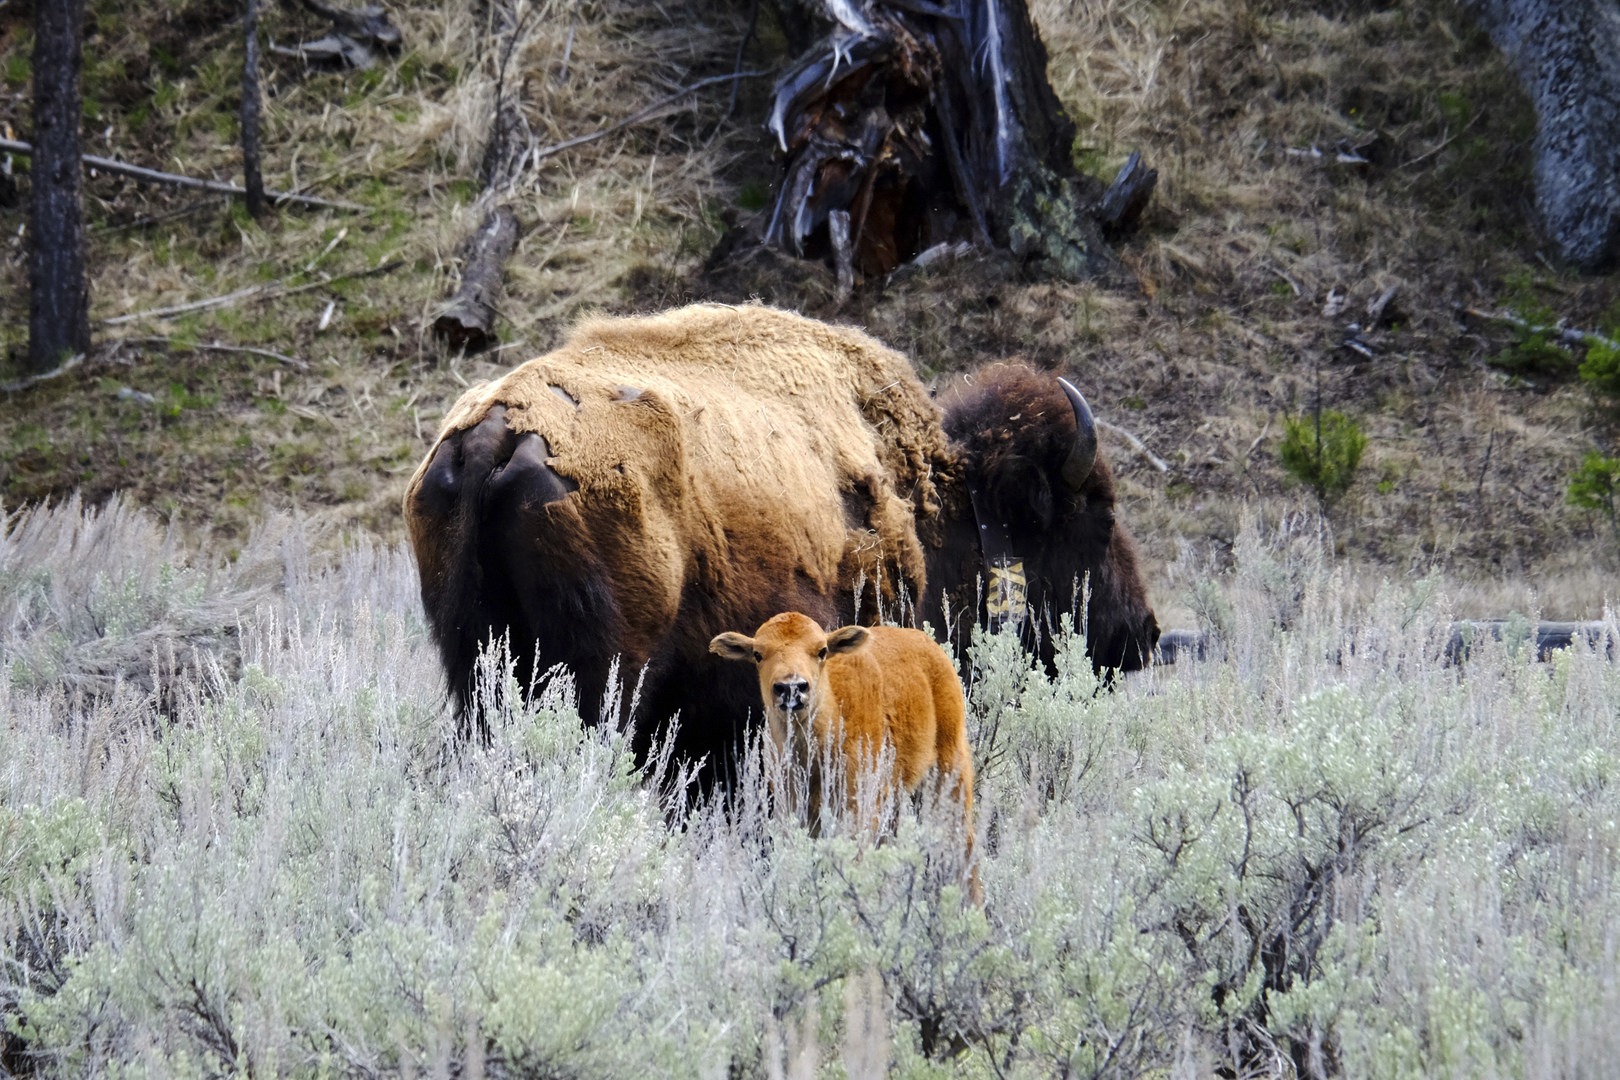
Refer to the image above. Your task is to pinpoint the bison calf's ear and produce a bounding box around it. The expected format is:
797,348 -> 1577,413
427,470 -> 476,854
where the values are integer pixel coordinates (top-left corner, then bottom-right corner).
825,625 -> 870,656
709,632 -> 758,663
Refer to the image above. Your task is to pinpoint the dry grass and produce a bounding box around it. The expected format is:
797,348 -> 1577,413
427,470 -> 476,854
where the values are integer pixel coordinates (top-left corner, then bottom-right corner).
0,0 -> 1617,621
1010,0 -> 1620,617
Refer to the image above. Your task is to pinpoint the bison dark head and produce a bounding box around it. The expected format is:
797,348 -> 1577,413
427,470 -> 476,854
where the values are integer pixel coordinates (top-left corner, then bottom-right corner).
932,363 -> 1159,674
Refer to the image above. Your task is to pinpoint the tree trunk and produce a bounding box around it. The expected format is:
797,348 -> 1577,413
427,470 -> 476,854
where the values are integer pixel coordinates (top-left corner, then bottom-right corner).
242,0 -> 266,218
760,0 -> 1148,283
28,0 -> 91,375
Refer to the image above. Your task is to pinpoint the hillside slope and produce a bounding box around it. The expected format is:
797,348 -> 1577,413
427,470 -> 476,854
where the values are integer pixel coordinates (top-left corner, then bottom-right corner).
1,0 -> 1616,620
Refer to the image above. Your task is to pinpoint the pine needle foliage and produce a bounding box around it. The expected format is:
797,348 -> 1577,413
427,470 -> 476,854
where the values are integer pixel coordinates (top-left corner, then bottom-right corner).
1567,451 -> 1620,538
1280,409 -> 1367,513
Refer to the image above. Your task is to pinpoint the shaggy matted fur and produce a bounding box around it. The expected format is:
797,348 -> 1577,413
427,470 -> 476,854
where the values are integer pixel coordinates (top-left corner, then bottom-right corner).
423,303 -> 953,617
406,304 -> 963,765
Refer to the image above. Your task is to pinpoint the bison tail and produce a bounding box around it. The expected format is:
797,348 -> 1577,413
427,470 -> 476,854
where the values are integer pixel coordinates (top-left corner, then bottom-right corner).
405,405 -> 579,739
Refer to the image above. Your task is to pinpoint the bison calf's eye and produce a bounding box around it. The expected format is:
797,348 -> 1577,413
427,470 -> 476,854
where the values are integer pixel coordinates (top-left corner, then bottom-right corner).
817,647 -> 828,660
753,650 -> 762,663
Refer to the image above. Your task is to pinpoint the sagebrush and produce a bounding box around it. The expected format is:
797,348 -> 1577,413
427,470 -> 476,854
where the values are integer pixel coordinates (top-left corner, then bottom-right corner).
2,498 -> 1618,1078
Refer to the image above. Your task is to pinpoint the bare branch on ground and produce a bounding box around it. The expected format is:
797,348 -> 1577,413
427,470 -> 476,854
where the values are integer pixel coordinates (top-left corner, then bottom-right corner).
1,353 -> 86,394
115,337 -> 309,369
1097,418 -> 1170,473
1460,305 -> 1619,351
104,260 -> 404,326
531,70 -> 769,168
0,137 -> 367,212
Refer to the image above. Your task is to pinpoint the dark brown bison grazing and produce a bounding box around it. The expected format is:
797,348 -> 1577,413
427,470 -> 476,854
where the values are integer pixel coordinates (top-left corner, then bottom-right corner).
927,362 -> 1158,675
404,303 -> 1157,774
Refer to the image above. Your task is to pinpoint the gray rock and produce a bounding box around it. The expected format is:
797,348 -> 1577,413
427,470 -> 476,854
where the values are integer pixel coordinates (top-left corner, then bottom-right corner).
1468,0 -> 1620,270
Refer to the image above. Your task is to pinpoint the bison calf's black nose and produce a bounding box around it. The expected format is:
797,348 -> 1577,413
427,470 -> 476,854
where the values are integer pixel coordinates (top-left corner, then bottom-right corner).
773,678 -> 810,712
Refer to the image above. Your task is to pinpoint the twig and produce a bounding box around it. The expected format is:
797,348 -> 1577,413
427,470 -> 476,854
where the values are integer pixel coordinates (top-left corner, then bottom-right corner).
481,4 -> 537,191
103,259 -> 404,325
305,226 -> 347,272
278,259 -> 403,297
1474,428 -> 1494,502
102,285 -> 266,325
115,336 -> 309,369
1266,264 -> 1301,296
94,200 -> 216,234
1239,415 -> 1273,498
555,25 -> 575,84
1284,144 -> 1370,166
1402,111 -> 1480,170
829,209 -> 854,306
531,70 -> 769,167
0,137 -> 367,212
1097,418 -> 1169,473
1,353 -> 86,394
724,0 -> 762,120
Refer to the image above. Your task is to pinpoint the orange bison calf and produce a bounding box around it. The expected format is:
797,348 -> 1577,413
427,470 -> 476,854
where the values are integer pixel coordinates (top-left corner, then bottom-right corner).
710,613 -> 976,870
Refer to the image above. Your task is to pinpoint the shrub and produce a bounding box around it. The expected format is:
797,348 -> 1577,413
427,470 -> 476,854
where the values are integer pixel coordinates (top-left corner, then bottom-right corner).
1280,409 -> 1367,511
1490,269 -> 1579,376
1578,337 -> 1620,402
1567,451 -> 1620,535
1492,327 -> 1577,375
4,503 -> 1620,1076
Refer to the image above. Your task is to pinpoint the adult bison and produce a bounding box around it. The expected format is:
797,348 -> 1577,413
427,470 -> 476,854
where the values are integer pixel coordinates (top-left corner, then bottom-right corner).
404,303 -> 1157,773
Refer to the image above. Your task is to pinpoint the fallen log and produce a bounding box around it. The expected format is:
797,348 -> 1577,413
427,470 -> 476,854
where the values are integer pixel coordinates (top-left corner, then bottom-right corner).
431,6 -> 527,355
290,0 -> 401,47
1444,619 -> 1616,663
1150,620 -> 1616,667
432,205 -> 520,353
1153,628 -> 1209,665
1459,305 -> 1620,351
274,0 -> 402,69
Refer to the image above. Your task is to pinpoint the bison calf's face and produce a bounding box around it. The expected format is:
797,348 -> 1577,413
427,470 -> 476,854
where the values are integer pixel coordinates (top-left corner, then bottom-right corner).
710,612 -> 868,732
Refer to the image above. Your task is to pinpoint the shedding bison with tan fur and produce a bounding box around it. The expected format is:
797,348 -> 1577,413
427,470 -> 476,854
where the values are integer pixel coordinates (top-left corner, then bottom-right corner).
404,303 -> 1157,779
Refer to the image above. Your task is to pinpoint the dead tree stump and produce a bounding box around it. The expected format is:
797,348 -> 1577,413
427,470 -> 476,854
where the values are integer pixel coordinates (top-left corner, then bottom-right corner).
760,0 -> 1153,283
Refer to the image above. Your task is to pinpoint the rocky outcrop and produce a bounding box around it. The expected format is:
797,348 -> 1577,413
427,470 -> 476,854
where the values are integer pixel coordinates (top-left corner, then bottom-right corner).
1468,0 -> 1620,271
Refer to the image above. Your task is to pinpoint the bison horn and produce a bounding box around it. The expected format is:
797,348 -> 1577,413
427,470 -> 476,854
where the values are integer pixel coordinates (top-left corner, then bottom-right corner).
1058,378 -> 1098,490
